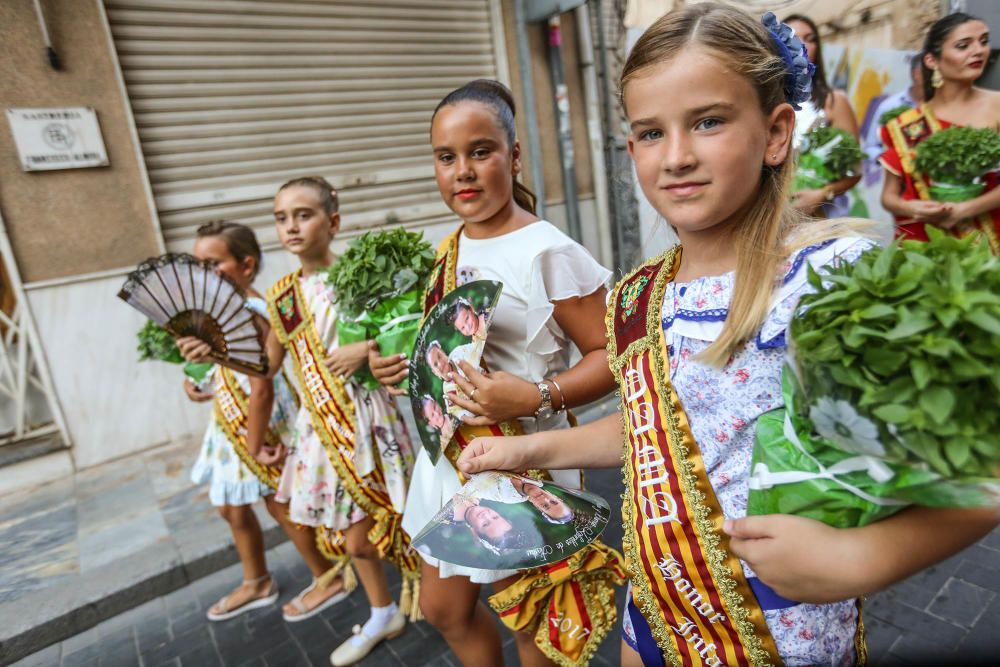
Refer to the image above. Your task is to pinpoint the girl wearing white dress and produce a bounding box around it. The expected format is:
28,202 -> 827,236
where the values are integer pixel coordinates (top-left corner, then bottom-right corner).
370,80 -> 622,667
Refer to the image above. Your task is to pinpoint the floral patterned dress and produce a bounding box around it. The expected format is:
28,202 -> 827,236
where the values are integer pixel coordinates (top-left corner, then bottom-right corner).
622,236 -> 872,666
275,273 -> 415,529
190,298 -> 298,507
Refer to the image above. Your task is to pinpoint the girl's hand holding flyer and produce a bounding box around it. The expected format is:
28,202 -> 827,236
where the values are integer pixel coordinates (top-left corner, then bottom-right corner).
748,228 -> 1000,527
409,280 -> 503,463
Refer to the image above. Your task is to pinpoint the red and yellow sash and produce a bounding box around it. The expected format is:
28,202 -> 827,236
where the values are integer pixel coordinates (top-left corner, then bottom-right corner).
215,365 -> 356,585
608,248 -> 782,667
421,229 -> 523,470
267,272 -> 419,582
423,227 -> 626,667
214,366 -> 293,490
885,105 -> 999,253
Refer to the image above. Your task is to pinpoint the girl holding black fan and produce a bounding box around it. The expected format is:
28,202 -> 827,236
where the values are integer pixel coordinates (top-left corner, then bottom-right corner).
182,221 -> 349,622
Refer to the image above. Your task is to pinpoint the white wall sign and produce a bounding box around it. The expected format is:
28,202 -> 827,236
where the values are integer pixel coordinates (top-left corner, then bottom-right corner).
6,107 -> 110,171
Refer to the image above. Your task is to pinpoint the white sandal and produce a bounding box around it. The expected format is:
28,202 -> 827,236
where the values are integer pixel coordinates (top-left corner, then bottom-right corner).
282,576 -> 351,623
206,573 -> 279,622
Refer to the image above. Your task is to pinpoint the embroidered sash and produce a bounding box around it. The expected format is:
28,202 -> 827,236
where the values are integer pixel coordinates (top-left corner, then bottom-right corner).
422,227 -> 625,667
214,366 -> 292,490
607,247 -> 782,667
267,272 -> 419,581
885,105 -> 999,253
215,365 -> 359,588
421,229 -> 525,473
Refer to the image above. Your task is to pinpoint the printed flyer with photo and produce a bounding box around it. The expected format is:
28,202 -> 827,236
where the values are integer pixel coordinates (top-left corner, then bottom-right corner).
410,471 -> 611,571
408,280 -> 502,463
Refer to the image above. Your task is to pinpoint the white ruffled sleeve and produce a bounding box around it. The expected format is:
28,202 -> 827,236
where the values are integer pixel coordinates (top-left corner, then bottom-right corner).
524,243 -> 612,378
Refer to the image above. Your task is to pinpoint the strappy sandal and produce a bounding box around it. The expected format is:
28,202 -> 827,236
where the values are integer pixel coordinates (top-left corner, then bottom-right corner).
206,573 -> 279,622
282,572 -> 352,623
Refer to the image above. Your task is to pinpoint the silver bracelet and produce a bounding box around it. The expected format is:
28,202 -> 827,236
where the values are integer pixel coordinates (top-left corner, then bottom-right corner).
549,377 -> 566,413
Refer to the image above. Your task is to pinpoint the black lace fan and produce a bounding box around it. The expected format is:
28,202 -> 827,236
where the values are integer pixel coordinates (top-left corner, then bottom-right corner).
118,253 -> 268,376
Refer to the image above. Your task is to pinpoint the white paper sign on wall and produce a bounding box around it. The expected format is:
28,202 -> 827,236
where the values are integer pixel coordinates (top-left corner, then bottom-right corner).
6,107 -> 110,171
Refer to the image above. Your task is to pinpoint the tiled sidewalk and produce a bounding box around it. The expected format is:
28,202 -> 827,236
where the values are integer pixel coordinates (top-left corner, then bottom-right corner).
0,437 -> 284,663
11,463 -> 1000,666
4,393 -> 1000,665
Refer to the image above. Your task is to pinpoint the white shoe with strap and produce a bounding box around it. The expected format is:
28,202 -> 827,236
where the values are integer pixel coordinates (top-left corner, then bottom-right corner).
328,608 -> 406,666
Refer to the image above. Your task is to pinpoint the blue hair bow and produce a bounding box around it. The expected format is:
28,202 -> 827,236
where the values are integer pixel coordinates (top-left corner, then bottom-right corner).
761,12 -> 816,110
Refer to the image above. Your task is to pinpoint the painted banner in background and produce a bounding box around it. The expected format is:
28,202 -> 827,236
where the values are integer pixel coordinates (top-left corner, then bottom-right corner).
824,45 -> 916,226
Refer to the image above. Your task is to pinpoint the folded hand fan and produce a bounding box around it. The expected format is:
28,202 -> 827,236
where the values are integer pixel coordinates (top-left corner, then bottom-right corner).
118,253 -> 268,376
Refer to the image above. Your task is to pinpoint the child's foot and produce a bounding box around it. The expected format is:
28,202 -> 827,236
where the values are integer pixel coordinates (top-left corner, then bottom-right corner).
282,575 -> 351,622
329,603 -> 405,666
206,574 -> 279,622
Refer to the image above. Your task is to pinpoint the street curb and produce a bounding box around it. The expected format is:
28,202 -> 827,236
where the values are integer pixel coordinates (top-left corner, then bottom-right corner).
0,523 -> 287,665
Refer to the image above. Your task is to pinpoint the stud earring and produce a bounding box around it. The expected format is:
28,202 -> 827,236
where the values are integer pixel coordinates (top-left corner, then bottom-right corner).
932,68 -> 943,89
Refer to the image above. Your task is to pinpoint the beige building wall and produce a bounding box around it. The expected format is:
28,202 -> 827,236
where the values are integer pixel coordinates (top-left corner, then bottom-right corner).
0,0 -> 161,283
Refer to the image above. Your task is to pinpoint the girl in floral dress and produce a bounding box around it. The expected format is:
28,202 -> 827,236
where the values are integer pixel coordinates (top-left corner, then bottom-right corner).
185,221 -> 338,622
182,177 -> 417,665
457,4 -> 999,666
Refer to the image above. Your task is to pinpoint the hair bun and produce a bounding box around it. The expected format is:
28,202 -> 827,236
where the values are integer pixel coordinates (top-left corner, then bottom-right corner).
464,79 -> 517,116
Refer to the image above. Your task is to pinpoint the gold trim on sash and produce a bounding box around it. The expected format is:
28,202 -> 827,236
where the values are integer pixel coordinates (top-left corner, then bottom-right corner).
884,105 -> 935,201
420,226 -> 625,666
267,272 -> 418,580
607,247 -> 782,667
214,366 -> 295,490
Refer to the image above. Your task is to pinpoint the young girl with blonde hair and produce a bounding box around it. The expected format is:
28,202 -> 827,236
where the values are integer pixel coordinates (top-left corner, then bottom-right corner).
458,5 -> 999,665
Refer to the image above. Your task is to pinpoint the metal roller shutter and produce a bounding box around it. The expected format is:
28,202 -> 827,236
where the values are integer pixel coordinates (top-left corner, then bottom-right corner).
105,0 -> 504,250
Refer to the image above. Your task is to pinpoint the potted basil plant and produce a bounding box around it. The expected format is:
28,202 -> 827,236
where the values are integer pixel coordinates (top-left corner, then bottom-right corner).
793,125 -> 864,192
137,320 -> 214,389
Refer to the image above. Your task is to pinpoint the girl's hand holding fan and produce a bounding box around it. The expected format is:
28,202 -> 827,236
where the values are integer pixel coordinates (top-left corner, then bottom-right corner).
119,253 -> 269,376
177,336 -> 213,364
